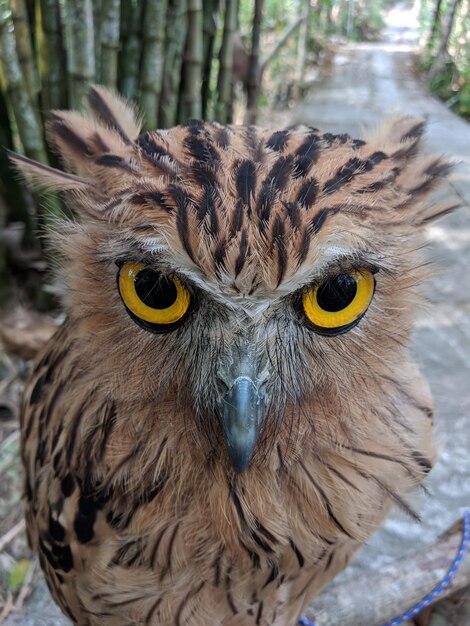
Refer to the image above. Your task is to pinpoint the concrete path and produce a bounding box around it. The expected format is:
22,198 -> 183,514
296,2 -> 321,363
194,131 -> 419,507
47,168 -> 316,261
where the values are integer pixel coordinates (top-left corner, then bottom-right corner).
293,2 -> 470,581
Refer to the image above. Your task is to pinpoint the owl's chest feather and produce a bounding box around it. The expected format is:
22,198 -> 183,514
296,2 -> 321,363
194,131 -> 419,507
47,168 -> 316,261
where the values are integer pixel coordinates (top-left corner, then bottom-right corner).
21,326 -> 435,625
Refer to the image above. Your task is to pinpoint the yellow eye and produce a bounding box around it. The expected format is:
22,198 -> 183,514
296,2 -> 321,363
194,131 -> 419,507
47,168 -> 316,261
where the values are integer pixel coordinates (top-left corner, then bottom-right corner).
302,269 -> 375,335
118,262 -> 191,331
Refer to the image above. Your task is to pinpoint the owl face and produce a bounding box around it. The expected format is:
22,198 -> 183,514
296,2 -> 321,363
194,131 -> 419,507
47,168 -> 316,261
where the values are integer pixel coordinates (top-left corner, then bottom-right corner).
13,87 -> 452,473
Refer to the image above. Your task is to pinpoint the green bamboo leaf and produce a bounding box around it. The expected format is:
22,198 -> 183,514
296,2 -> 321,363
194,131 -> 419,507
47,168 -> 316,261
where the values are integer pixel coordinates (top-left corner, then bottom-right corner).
8,559 -> 31,593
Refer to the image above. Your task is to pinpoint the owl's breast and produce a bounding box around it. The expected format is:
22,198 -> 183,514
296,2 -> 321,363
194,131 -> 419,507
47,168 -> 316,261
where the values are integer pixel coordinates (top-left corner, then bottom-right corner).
21,323 -> 436,625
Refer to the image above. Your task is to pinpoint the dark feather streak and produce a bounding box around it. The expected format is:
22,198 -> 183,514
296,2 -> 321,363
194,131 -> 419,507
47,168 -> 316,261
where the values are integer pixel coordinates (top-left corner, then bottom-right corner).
299,461 -> 354,539
95,154 -> 134,171
171,185 -> 197,263
175,582 -> 205,626
49,115 -> 94,157
87,87 -> 132,144
323,157 -> 373,194
234,231 -> 248,277
236,160 -> 256,208
266,130 -> 289,151
297,177 -> 319,208
273,216 -> 287,287
293,133 -> 320,178
288,538 -> 305,568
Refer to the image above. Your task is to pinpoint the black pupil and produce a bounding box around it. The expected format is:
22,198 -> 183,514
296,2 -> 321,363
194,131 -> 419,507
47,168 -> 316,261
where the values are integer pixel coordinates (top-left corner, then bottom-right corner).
316,274 -> 357,312
134,269 -> 177,309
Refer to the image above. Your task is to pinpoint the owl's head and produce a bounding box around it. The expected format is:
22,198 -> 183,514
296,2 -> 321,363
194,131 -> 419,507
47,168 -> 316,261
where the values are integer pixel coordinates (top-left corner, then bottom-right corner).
11,87 -> 455,473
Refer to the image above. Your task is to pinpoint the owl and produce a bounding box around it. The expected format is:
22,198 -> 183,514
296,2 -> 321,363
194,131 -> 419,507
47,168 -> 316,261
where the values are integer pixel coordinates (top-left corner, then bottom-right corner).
12,86 -> 455,626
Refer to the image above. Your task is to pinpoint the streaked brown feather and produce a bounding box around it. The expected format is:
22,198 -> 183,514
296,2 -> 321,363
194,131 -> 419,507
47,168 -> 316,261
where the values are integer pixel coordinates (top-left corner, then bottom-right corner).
15,87 -> 453,625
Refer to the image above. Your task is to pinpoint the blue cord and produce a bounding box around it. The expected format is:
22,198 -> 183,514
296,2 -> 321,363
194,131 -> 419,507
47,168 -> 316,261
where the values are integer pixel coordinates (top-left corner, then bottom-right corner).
299,509 -> 470,626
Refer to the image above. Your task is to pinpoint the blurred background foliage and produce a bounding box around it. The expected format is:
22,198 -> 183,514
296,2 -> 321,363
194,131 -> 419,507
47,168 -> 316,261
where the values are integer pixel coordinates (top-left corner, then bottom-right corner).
419,0 -> 470,118
0,0 -> 468,310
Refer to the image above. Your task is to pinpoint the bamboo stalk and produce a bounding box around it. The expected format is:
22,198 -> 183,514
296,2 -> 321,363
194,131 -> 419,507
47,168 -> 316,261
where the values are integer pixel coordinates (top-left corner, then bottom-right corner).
159,0 -> 188,128
139,0 -> 168,130
10,0 -> 39,101
215,0 -> 237,123
305,516 -> 470,626
63,0 -> 95,109
93,0 -> 102,72
0,81 -> 34,241
201,0 -> 219,118
0,0 -> 47,163
119,0 -> 143,100
38,0 -> 65,111
180,0 -> 203,121
245,0 -> 264,125
99,0 -> 120,87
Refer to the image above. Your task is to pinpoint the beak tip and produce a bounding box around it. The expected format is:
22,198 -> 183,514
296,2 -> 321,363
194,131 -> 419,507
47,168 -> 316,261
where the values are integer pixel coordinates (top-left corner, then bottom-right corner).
226,446 -> 255,473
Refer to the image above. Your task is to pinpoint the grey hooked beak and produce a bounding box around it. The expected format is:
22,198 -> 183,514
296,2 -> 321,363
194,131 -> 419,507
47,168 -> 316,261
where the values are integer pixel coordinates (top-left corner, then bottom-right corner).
218,341 -> 269,473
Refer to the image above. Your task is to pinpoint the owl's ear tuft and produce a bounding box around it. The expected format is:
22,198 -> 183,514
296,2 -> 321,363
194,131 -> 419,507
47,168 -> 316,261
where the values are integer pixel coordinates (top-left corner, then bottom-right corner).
46,87 -> 142,177
364,116 -> 459,226
400,154 -> 453,197
364,115 -> 426,163
6,149 -> 90,192
408,155 -> 460,226
398,153 -> 459,226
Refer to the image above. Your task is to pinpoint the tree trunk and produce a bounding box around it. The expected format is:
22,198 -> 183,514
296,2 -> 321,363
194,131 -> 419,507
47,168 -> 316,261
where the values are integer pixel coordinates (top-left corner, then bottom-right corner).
99,0 -> 120,88
139,0 -> 168,130
245,0 -> 264,124
215,0 -> 237,123
426,0 -> 443,50
181,0 -> 203,121
63,0 -> 95,109
428,0 -> 462,80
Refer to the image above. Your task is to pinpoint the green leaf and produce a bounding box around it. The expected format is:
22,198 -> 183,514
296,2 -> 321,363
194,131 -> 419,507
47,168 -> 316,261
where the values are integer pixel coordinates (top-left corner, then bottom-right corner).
8,560 -> 31,593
